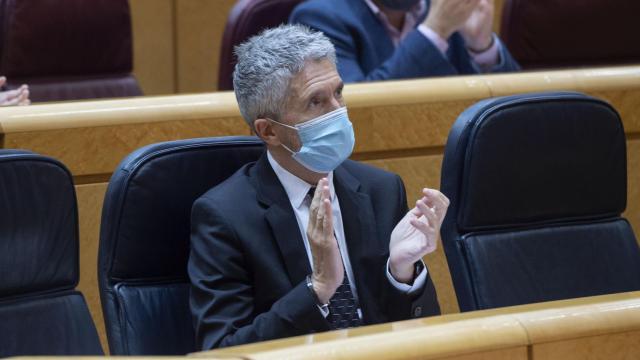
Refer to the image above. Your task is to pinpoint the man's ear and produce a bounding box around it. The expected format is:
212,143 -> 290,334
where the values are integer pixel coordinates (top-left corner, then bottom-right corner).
254,118 -> 281,146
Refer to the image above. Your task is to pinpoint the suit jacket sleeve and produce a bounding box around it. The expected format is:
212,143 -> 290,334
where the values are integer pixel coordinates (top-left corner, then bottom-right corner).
188,197 -> 330,350
378,175 -> 441,321
290,6 -> 459,82
290,3 -> 520,82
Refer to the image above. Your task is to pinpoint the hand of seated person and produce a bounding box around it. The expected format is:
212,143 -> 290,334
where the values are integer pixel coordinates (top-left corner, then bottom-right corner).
459,0 -> 495,52
389,188 -> 450,283
423,0 -> 480,40
307,178 -> 344,304
0,76 -> 30,106
423,0 -> 494,53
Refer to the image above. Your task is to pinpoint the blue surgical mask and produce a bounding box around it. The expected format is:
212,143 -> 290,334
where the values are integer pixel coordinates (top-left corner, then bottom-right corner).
269,107 -> 355,173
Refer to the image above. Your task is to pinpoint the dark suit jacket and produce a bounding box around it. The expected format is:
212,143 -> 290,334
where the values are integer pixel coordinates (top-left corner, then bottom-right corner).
189,153 -> 440,350
289,0 -> 520,82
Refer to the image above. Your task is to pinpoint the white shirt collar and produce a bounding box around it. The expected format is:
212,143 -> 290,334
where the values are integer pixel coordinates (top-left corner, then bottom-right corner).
267,151 -> 335,209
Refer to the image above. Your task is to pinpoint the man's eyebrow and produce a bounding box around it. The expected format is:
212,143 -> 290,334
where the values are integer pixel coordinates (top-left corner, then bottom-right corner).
300,89 -> 324,102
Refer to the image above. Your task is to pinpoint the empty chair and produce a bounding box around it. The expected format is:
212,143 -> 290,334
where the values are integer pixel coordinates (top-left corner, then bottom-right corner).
440,92 -> 640,312
0,150 -> 103,357
0,0 -> 142,102
98,136 -> 264,355
500,0 -> 640,69
218,0 -> 303,90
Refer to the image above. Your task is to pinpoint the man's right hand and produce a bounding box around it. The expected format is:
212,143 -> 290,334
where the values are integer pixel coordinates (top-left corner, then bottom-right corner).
423,0 -> 480,40
307,178 -> 343,304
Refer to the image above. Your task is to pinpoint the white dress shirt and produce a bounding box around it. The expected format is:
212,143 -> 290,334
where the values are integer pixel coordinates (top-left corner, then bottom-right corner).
267,152 -> 426,318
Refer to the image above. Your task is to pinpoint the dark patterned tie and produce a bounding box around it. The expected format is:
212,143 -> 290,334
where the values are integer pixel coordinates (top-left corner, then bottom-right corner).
307,187 -> 362,330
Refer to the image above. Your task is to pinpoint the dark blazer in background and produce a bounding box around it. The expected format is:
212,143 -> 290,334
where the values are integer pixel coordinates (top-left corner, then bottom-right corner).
290,0 -> 520,82
189,153 -> 440,350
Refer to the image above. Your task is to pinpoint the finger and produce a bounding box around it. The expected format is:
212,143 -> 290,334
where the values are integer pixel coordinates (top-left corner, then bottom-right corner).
309,181 -> 324,234
416,199 -> 437,229
0,94 -> 22,106
3,88 -> 22,100
410,205 -> 421,217
322,198 -> 333,238
314,188 -> 326,236
0,76 -> 6,87
423,188 -> 450,209
321,184 -> 333,231
410,218 -> 432,237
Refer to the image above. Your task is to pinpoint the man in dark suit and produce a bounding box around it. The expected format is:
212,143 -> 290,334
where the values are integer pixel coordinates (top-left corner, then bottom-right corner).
189,24 -> 449,350
290,0 -> 520,82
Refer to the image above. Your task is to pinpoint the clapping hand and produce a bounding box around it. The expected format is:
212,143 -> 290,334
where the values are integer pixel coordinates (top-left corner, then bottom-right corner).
423,0 -> 480,40
389,188 -> 449,283
459,0 -> 495,52
0,76 -> 30,106
307,178 -> 344,304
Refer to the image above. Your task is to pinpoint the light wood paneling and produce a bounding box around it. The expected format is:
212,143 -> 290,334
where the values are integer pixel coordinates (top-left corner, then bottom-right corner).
76,183 -> 109,352
494,0 -> 505,34
130,0 -> 176,95
626,140 -> 640,236
443,348 -> 527,360
175,0 -> 237,93
364,154 -> 459,314
531,331 -> 640,360
215,315 -> 529,360
198,292 -> 640,360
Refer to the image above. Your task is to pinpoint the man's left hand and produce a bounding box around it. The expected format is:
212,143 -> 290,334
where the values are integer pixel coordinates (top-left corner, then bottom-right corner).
459,0 -> 495,52
389,188 -> 450,283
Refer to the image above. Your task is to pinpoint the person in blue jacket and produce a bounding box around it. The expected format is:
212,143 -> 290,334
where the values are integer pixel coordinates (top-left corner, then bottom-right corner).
290,0 -> 520,82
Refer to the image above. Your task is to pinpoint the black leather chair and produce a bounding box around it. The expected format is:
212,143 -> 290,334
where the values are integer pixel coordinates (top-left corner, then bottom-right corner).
440,92 -> 640,312
98,136 -> 264,355
0,150 -> 103,357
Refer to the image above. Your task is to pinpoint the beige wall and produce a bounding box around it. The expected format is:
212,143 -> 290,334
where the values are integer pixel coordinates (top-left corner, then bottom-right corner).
130,0 -> 236,95
130,0 -> 508,95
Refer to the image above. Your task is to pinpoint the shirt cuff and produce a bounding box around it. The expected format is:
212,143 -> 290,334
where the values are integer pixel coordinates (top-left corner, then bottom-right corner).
468,34 -> 502,71
317,304 -> 330,318
417,24 -> 449,55
386,258 -> 428,295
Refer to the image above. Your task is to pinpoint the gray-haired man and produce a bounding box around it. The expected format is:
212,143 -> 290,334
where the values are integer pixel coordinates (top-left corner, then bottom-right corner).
189,24 -> 447,350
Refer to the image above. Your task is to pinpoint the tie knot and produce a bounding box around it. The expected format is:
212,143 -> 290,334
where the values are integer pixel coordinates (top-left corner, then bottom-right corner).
307,187 -> 316,200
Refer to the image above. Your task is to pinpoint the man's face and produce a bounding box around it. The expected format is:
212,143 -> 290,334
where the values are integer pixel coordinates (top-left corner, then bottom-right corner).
275,59 -> 345,151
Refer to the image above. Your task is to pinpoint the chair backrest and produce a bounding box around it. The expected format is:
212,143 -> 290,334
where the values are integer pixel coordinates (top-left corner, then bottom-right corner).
218,0 -> 303,90
0,150 -> 103,357
440,92 -> 640,312
99,136 -> 264,355
500,0 -> 640,69
0,0 -> 142,102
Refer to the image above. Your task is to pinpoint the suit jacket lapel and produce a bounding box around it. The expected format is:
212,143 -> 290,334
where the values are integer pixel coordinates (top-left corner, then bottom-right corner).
252,154 -> 311,287
333,165 -> 380,323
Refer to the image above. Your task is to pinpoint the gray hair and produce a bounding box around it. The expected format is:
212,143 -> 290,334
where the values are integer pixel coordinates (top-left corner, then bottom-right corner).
232,24 -> 337,127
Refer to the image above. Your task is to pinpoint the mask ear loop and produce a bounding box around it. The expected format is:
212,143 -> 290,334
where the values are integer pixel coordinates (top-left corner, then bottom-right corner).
267,118 -> 299,155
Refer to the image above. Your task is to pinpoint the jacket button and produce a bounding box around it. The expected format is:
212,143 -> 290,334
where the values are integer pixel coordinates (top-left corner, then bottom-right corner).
413,306 -> 422,317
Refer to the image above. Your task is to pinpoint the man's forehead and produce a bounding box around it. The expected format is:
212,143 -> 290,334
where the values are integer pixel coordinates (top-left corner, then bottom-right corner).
289,59 -> 342,96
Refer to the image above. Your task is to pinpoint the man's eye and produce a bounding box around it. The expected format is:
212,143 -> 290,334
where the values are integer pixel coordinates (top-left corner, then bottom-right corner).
309,98 -> 321,107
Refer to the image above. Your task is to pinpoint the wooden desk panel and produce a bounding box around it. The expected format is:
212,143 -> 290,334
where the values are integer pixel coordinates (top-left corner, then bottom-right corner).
195,292 -> 640,360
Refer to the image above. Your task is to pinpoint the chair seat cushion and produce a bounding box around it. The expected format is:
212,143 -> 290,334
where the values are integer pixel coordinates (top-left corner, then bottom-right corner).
464,219 -> 640,309
0,291 -> 103,357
